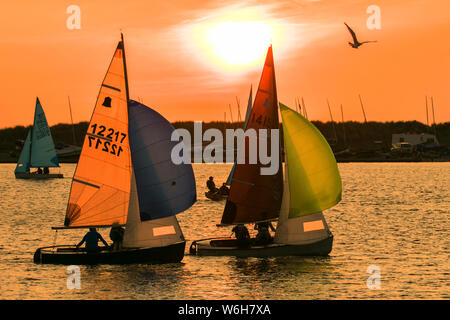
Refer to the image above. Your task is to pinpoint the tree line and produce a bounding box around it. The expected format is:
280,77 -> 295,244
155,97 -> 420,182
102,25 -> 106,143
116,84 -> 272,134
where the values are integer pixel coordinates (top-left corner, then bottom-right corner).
1,120 -> 449,154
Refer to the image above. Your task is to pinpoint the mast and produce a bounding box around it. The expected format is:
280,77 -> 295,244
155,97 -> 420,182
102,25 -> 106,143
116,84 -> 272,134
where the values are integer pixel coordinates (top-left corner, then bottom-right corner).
425,95 -> 429,128
236,96 -> 242,123
28,99 -> 36,169
341,104 -> 347,147
359,94 -> 367,123
431,96 -> 437,138
297,97 -> 302,114
228,104 -> 234,123
327,99 -> 338,143
302,97 -> 308,119
68,96 -> 77,145
121,33 -> 130,102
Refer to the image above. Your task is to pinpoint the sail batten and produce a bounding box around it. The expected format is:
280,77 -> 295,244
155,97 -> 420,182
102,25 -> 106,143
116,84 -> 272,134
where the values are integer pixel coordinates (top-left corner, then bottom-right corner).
221,46 -> 283,225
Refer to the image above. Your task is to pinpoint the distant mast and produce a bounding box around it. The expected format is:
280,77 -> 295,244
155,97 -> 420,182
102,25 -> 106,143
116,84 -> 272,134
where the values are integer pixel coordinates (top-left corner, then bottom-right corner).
228,104 -> 234,122
341,104 -> 347,147
359,94 -> 367,123
236,96 -> 242,123
431,96 -> 437,137
302,97 -> 308,119
327,99 -> 338,144
425,95 -> 429,128
68,96 -> 77,145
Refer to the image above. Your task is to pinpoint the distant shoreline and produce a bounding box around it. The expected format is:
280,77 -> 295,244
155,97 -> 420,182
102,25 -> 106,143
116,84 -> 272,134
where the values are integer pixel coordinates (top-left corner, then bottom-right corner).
2,120 -> 449,164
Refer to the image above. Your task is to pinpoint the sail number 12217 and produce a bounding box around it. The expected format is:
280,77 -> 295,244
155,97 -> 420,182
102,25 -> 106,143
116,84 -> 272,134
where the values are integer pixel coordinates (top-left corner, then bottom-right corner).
87,123 -> 127,157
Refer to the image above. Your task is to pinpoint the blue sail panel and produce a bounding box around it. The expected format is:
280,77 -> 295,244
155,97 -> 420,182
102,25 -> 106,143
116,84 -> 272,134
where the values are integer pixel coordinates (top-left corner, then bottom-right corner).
30,98 -> 59,168
128,100 -> 197,221
15,129 -> 31,173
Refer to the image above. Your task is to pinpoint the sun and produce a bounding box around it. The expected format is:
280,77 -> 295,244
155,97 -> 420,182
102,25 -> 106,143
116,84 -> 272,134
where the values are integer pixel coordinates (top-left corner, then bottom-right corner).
205,21 -> 272,67
180,7 -> 289,72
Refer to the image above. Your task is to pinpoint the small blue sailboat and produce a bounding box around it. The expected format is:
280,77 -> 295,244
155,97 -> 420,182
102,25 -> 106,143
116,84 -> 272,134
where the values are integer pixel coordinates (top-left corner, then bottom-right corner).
15,98 -> 63,179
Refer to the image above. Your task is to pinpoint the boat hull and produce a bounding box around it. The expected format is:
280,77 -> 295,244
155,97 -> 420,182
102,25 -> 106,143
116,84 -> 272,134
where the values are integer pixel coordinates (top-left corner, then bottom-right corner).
34,241 -> 186,265
190,236 -> 333,257
15,172 -> 63,179
205,191 -> 227,201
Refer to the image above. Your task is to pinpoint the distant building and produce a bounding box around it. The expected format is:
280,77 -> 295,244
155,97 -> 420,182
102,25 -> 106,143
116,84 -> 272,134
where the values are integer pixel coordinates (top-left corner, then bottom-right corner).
391,133 -> 439,146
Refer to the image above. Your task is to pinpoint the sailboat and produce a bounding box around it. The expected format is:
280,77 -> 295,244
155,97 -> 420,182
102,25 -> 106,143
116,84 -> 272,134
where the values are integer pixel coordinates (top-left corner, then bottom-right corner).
34,35 -> 196,264
14,98 -> 63,179
190,46 -> 342,257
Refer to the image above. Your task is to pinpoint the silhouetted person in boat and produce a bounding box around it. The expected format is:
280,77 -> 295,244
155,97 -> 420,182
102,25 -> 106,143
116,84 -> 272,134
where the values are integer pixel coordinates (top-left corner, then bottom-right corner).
344,22 -> 377,49
219,183 -> 230,196
254,222 -> 275,246
76,227 -> 109,253
37,167 -> 43,174
232,224 -> 251,248
43,167 -> 49,174
109,223 -> 125,251
206,176 -> 219,193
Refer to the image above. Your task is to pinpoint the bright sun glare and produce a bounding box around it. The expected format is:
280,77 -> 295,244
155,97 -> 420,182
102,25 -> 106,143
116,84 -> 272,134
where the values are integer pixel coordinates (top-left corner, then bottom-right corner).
205,21 -> 272,67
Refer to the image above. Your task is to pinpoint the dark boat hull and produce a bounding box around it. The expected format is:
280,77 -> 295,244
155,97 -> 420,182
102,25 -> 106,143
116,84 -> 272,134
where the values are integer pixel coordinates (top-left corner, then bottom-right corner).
15,172 -> 63,179
34,241 -> 186,265
190,236 -> 332,257
205,191 -> 227,201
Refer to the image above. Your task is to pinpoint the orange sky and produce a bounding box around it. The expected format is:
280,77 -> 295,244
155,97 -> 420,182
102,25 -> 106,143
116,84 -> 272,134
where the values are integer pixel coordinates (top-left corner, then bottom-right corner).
1,0 -> 449,128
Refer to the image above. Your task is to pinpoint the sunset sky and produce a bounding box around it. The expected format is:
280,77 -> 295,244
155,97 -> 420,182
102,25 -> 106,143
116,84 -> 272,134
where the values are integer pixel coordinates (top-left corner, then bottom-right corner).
1,0 -> 449,128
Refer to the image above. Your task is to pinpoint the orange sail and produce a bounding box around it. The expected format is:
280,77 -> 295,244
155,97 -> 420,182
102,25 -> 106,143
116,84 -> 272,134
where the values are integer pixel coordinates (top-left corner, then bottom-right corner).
221,46 -> 283,225
64,40 -> 132,227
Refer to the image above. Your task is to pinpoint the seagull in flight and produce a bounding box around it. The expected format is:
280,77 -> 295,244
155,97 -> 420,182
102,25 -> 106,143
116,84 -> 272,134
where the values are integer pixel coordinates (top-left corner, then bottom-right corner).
344,22 -> 377,48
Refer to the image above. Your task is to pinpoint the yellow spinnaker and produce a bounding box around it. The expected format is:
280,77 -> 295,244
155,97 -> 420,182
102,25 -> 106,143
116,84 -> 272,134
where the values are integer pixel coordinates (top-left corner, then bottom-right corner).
280,103 -> 342,218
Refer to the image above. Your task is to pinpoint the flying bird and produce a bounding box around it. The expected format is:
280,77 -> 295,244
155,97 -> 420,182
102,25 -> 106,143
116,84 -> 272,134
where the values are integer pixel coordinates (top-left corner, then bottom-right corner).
344,22 -> 377,48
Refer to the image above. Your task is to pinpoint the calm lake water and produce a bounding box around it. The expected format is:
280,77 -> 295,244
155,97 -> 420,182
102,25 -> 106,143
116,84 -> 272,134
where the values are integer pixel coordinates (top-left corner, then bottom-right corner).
0,163 -> 448,299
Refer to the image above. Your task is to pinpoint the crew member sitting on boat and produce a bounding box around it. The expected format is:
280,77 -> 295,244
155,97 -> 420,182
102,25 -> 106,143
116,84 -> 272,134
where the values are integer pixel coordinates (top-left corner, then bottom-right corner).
109,223 -> 125,251
37,167 -> 43,174
253,222 -> 275,246
43,167 -> 49,174
231,224 -> 251,248
219,183 -> 230,196
76,227 -> 110,253
206,176 -> 219,193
